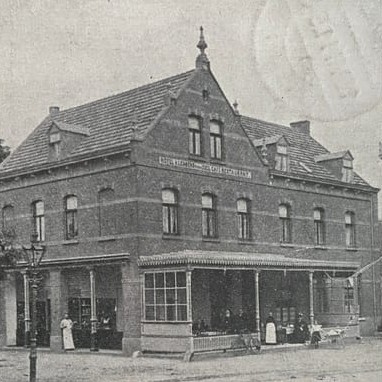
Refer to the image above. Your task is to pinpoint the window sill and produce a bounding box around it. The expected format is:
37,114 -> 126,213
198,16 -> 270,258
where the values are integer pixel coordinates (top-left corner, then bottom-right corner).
98,236 -> 117,242
188,155 -> 207,162
162,234 -> 182,240
346,247 -> 358,252
280,242 -> 294,248
210,158 -> 225,165
202,237 -> 220,243
314,245 -> 328,250
238,240 -> 254,245
63,239 -> 79,245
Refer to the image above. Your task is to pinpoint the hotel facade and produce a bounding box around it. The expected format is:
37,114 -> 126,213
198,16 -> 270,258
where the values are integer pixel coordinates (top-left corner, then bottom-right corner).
0,30 -> 380,355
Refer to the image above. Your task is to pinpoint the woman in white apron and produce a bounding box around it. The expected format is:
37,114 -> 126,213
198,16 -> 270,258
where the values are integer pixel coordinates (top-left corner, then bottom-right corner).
60,313 -> 75,351
265,312 -> 277,344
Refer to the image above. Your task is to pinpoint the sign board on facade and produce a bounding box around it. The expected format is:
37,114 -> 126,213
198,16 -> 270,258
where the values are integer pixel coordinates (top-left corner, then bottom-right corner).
159,156 -> 252,179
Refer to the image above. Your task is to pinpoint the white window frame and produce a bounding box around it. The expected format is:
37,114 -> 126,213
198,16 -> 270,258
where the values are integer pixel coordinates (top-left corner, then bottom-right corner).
237,199 -> 250,240
143,271 -> 188,322
162,189 -> 178,235
32,201 -> 45,242
188,117 -> 201,156
209,121 -> 222,160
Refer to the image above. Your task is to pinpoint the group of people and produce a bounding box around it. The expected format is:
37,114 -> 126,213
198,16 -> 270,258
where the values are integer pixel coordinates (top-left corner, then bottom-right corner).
60,311 -> 114,351
265,312 -> 311,345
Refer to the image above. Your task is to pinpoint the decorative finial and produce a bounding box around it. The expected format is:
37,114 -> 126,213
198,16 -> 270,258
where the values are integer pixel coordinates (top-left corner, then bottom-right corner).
196,26 -> 210,69
233,100 -> 239,114
197,26 -> 207,54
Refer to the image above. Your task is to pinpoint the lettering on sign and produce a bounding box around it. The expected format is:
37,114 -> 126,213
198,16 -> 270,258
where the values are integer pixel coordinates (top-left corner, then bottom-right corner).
159,156 -> 252,179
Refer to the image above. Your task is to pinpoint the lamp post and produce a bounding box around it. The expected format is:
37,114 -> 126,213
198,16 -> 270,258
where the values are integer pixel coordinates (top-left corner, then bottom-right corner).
22,234 -> 46,382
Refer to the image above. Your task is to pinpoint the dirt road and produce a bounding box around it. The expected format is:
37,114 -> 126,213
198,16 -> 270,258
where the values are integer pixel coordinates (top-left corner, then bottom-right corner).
0,339 -> 381,381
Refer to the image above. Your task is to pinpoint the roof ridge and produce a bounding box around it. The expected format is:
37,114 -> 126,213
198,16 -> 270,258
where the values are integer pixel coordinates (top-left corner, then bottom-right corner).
241,114 -> 292,131
58,69 -> 195,115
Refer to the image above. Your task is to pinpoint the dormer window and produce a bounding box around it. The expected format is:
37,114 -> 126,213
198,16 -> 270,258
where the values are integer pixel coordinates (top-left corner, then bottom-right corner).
275,144 -> 289,171
49,131 -> 61,157
342,159 -> 353,182
49,131 -> 61,144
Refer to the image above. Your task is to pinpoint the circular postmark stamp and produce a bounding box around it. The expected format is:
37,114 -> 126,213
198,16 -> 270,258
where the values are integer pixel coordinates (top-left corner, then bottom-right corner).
251,0 -> 382,122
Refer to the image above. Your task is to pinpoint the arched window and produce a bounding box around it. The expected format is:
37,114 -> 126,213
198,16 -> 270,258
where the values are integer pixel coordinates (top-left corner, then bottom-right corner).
210,121 -> 222,159
345,211 -> 356,247
279,204 -> 292,243
237,199 -> 250,240
98,188 -> 116,236
65,196 -> 78,239
2,205 -> 15,231
314,208 -> 325,245
32,201 -> 45,242
202,193 -> 217,238
162,189 -> 178,234
188,116 -> 201,156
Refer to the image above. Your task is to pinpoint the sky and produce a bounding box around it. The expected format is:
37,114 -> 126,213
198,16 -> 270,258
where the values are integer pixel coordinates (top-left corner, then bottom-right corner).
1,0 -> 381,211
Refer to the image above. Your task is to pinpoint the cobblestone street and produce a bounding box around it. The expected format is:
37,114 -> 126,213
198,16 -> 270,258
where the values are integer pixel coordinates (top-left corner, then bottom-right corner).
1,339 -> 381,382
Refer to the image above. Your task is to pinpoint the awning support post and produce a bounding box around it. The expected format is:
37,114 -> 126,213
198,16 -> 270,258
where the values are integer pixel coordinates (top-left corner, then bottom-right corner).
254,270 -> 260,336
309,271 -> 314,326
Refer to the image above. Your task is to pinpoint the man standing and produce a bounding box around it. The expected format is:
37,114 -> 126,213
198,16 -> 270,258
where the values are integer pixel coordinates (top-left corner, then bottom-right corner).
60,313 -> 75,351
294,313 -> 309,343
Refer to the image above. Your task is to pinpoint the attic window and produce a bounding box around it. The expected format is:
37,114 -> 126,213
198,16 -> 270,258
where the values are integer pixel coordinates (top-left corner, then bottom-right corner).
342,159 -> 353,182
49,132 -> 61,144
275,144 -> 289,172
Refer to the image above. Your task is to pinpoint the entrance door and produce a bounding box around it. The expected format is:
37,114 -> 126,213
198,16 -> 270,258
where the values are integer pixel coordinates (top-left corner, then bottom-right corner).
16,300 -> 50,347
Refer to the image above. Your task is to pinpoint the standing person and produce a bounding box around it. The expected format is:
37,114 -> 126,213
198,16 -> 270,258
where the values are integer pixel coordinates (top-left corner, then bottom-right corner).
265,312 -> 277,344
223,309 -> 234,334
294,313 -> 309,343
236,308 -> 249,333
60,313 -> 75,351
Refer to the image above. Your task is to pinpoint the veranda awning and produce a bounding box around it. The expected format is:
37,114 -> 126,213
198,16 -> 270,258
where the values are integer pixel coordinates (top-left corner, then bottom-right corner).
138,250 -> 359,272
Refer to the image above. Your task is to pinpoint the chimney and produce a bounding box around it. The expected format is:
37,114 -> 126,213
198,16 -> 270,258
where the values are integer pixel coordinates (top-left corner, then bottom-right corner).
49,106 -> 60,117
290,120 -> 310,135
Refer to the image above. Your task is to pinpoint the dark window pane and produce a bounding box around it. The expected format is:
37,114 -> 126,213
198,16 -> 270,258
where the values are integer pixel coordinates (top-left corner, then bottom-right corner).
145,306 -> 155,320
177,305 -> 187,321
156,305 -> 165,321
145,273 -> 154,289
156,289 -> 165,304
145,290 -> 154,304
155,273 -> 164,288
177,288 -> 187,304
166,289 -> 175,304
166,272 -> 175,288
176,272 -> 186,287
167,306 -> 176,321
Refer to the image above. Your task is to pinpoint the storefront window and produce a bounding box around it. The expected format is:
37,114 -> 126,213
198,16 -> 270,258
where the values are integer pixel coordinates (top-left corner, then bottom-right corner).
144,271 -> 187,321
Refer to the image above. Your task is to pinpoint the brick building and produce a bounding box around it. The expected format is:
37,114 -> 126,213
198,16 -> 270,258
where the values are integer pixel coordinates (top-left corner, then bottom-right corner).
0,29 -> 381,355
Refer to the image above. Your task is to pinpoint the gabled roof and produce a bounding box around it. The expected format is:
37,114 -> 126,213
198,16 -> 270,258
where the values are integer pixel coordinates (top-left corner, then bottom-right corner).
315,150 -> 353,163
0,70 -> 195,174
240,115 -> 369,187
50,121 -> 90,136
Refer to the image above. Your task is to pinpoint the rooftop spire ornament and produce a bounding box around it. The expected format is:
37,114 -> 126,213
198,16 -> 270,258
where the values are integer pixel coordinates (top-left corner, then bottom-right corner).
233,100 -> 240,115
196,26 -> 210,70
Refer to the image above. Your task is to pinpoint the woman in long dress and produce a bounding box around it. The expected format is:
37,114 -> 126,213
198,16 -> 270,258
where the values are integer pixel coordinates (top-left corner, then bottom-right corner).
60,313 -> 75,351
265,312 -> 277,344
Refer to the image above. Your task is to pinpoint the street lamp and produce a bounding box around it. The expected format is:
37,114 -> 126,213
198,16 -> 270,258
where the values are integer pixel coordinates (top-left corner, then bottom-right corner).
22,234 -> 46,382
